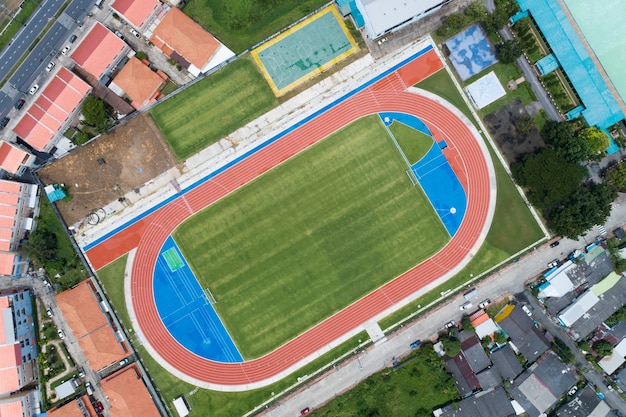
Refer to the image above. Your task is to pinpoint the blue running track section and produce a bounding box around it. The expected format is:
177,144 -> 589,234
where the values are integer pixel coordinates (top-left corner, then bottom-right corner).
381,112 -> 466,237
153,236 -> 243,363
83,44 -> 435,252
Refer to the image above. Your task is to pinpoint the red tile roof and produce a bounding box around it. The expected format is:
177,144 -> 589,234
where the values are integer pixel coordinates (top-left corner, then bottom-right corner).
0,344 -> 21,393
0,240 -> 10,252
0,253 -> 15,276
13,68 -> 90,151
47,395 -> 97,417
0,296 -> 9,345
101,366 -> 160,417
111,0 -> 159,28
112,57 -> 164,110
0,398 -> 22,415
0,142 -> 28,174
0,181 -> 22,194
56,280 -> 127,371
72,22 -> 127,79
150,7 -> 219,70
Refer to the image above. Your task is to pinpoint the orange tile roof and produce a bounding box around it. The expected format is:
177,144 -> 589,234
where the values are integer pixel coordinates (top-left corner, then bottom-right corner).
13,68 -> 90,151
0,399 -> 22,415
101,366 -> 160,417
0,241 -> 10,252
47,396 -> 97,417
111,0 -> 159,28
0,193 -> 18,206
78,325 -> 127,371
0,142 -> 28,174
0,253 -> 15,276
112,57 -> 164,110
56,280 -> 107,337
0,344 -> 20,393
0,217 -> 14,229
471,313 -> 490,327
72,23 -> 127,79
0,296 -> 9,345
0,205 -> 16,217
150,7 -> 219,70
56,280 -> 127,371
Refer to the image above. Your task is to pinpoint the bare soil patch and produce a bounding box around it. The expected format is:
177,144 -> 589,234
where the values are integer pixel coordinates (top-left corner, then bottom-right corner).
38,114 -> 177,225
484,98 -> 546,165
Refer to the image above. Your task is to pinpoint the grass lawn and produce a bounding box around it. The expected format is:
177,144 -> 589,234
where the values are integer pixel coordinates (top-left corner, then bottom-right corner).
0,0 -> 41,51
150,56 -> 277,160
378,71 -> 546,331
95,254 -> 372,417
388,121 -> 434,165
173,115 -> 449,358
182,0 -> 329,53
97,254 -> 131,331
314,343 -> 457,416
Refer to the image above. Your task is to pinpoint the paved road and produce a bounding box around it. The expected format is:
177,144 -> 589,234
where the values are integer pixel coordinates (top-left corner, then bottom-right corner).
260,196 -> 626,417
0,0 -> 96,119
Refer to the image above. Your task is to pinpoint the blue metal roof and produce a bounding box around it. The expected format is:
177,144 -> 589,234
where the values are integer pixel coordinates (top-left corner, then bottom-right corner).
518,0 -> 624,129
535,54 -> 558,76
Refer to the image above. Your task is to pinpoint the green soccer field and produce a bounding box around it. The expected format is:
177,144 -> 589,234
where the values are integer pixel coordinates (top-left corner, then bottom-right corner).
173,115 -> 449,358
150,57 -> 277,161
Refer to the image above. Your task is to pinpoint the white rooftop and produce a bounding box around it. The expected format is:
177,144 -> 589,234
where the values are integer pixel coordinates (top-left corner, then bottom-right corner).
558,290 -> 600,327
464,71 -> 506,109
357,0 -> 449,39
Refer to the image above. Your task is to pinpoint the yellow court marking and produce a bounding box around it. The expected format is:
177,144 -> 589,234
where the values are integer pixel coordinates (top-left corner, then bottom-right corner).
251,5 -> 359,97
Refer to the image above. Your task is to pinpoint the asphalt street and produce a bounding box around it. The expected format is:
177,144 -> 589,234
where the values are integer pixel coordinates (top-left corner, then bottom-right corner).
0,0 -> 95,118
260,196 -> 626,417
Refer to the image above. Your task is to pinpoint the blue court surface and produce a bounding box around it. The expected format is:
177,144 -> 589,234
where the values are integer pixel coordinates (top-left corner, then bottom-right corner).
444,24 -> 497,81
153,236 -> 243,363
381,112 -> 466,236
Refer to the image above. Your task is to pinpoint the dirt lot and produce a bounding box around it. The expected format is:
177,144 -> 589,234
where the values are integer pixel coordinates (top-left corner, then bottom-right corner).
484,98 -> 546,165
38,114 -> 178,225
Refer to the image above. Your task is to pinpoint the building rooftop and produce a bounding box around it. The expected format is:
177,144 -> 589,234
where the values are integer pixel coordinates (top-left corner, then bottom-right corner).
491,344 -> 523,381
358,0 -> 449,39
0,344 -> 21,394
0,398 -> 22,416
47,395 -> 98,417
13,68 -> 91,151
0,141 -> 29,174
461,335 -> 491,374
438,387 -> 515,417
150,7 -> 219,71
555,384 -> 613,417
110,57 -> 165,110
56,280 -> 127,371
110,0 -> 159,28
496,305 -> 550,363
100,365 -> 160,417
72,22 -> 127,79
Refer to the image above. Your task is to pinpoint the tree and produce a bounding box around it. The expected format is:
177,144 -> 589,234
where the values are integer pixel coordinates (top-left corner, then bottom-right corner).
496,39 -> 523,64
442,334 -> 461,356
494,331 -> 508,345
465,1 -> 486,20
548,183 -> 616,239
25,228 -> 57,265
514,115 -> 534,135
542,120 -> 576,147
81,96 -> 108,129
592,340 -> 614,358
511,148 -> 585,209
577,127 -> 609,156
605,161 -> 626,191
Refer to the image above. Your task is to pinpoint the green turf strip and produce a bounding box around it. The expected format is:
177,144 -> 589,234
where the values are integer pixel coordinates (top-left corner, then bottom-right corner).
388,121 -> 434,165
150,57 -> 277,161
173,115 -> 449,358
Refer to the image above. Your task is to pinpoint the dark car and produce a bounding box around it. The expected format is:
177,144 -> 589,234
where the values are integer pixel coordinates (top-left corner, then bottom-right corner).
95,401 -> 104,412
14,99 -> 25,110
300,408 -> 310,416
0,117 -> 9,128
550,240 -> 560,248
69,34 -> 77,43
409,339 -> 421,350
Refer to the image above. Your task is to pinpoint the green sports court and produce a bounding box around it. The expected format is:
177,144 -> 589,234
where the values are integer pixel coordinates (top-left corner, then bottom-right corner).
251,5 -> 359,96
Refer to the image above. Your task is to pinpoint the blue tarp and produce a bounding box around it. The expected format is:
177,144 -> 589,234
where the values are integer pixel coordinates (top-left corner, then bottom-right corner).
444,24 -> 498,81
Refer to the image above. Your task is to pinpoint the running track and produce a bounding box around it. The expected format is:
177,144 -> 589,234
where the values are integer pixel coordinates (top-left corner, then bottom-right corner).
85,51 -> 493,388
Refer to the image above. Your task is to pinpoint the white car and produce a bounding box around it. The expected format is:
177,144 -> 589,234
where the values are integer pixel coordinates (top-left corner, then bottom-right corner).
129,28 -> 140,38
61,45 -> 71,55
57,329 -> 65,339
45,61 -> 55,72
46,307 -> 53,317
460,301 -> 473,310
478,299 -> 491,309
28,84 -> 39,95
522,305 -> 532,317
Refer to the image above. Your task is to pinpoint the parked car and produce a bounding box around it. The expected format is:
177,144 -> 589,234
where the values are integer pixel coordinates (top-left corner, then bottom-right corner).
129,28 -> 140,38
14,99 -> 25,109
69,34 -> 77,43
409,339 -> 421,350
95,401 -> 104,412
78,366 -> 85,378
478,299 -> 491,309
0,117 -> 9,128
28,84 -> 39,95
550,240 -> 560,248
547,259 -> 559,268
57,329 -> 65,339
61,45 -> 70,55
522,305 -> 532,317
119,357 -> 129,366
444,320 -> 456,329
46,307 -> 53,317
300,408 -> 310,416
45,61 -> 55,72
460,301 -> 473,310
114,31 -> 125,40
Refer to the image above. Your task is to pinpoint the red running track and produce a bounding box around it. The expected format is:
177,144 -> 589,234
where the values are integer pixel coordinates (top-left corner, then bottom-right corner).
86,58 -> 492,387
